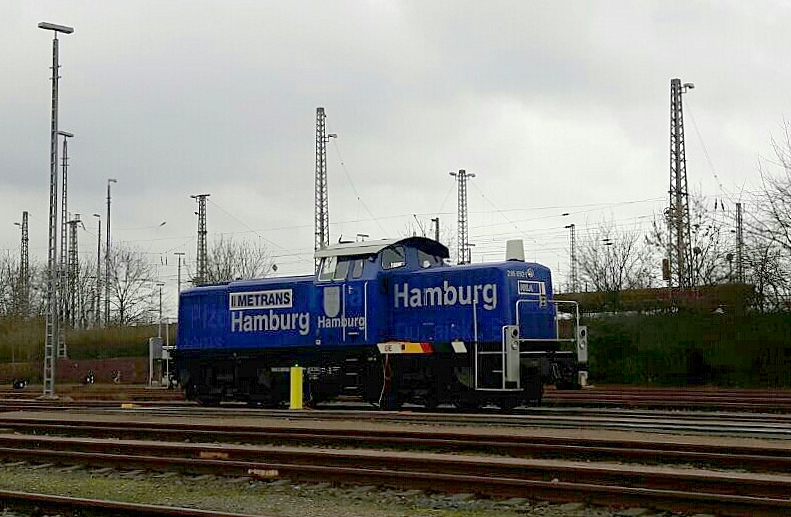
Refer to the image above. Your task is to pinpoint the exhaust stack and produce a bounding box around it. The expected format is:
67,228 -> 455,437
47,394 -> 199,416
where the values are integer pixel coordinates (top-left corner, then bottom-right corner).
505,239 -> 525,261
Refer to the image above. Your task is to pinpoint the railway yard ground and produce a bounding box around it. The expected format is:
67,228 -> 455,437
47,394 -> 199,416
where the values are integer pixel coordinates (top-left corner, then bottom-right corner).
0,385 -> 790,516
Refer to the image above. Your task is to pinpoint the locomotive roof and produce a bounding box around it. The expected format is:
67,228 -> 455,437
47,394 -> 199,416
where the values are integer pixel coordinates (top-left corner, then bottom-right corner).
314,236 -> 449,260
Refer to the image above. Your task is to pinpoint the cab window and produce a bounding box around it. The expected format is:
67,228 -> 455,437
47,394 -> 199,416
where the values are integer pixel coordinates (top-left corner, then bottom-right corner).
351,258 -> 364,278
381,246 -> 406,270
333,259 -> 350,281
317,256 -> 337,282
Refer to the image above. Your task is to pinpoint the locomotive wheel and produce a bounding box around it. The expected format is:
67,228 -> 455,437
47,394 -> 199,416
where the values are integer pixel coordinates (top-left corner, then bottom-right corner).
497,398 -> 520,411
423,393 -> 440,411
455,399 -> 482,411
198,396 -> 221,407
556,378 -> 581,390
379,393 -> 404,411
524,380 -> 543,406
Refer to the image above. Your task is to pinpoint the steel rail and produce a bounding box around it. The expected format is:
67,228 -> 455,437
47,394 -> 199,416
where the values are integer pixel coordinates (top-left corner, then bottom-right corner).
123,403 -> 791,425
0,489 -> 267,517
6,407 -> 791,437
0,436 -> 790,516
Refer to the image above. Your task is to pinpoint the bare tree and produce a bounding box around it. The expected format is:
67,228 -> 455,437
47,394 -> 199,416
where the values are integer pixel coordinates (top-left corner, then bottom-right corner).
757,122 -> 791,253
741,234 -> 789,312
577,220 -> 655,294
28,260 -> 48,318
748,122 -> 791,310
106,244 -> 157,325
200,235 -> 273,284
0,252 -> 15,317
69,258 -> 100,329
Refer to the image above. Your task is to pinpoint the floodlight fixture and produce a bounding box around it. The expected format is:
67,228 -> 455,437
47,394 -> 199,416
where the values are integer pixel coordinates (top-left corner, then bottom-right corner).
448,170 -> 475,178
57,130 -> 74,138
38,22 -> 74,34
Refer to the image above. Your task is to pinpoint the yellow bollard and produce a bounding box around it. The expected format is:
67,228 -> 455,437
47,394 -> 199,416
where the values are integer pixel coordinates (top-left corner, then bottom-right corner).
289,366 -> 304,410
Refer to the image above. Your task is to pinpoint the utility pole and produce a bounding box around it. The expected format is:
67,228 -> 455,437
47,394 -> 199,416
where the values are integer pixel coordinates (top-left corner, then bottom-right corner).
314,107 -> 337,270
191,194 -> 210,285
449,169 -> 475,264
174,252 -> 185,295
39,21 -> 73,398
67,214 -> 80,331
736,202 -> 744,283
565,223 -> 577,292
105,178 -> 117,326
157,282 -> 164,338
431,217 -> 440,243
92,213 -> 101,327
668,78 -> 695,288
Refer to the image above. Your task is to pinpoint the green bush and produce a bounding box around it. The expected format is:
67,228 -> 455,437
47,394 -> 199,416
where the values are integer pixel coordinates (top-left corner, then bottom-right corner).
585,312 -> 791,387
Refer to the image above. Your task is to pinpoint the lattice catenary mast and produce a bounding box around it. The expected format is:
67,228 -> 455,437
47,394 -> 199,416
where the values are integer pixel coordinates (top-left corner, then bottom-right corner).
58,131 -> 73,357
565,223 -> 578,292
668,78 -> 695,288
18,211 -> 29,316
314,107 -> 337,270
67,214 -> 80,330
192,194 -> 210,285
736,202 -> 744,284
450,169 -> 475,265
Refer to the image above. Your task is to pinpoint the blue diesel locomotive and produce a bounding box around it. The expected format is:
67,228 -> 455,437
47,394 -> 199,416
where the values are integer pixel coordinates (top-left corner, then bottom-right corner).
175,237 -> 587,409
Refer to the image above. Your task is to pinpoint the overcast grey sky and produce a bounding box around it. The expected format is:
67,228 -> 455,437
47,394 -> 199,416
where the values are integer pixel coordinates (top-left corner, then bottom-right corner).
1,0 -> 788,314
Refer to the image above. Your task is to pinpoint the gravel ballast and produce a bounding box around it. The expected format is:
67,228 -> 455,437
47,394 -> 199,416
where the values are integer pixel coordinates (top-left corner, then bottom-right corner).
0,463 -> 688,517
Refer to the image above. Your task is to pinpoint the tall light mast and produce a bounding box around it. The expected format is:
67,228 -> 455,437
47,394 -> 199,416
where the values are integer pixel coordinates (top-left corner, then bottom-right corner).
39,21 -> 73,398
450,169 -> 475,265
668,78 -> 695,288
314,107 -> 336,270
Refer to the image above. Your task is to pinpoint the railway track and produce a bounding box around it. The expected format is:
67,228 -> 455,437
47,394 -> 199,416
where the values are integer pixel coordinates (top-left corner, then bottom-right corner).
2,415 -> 791,471
546,386 -> 791,411
92,405 -> 791,437
0,489 -> 265,517
6,404 -> 791,437
0,431 -> 790,516
5,384 -> 791,412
